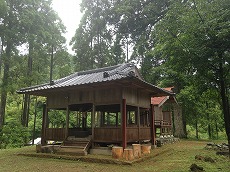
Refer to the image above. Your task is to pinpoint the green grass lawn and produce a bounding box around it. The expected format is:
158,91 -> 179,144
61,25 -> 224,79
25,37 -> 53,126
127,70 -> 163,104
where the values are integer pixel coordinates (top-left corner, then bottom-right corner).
0,140 -> 229,172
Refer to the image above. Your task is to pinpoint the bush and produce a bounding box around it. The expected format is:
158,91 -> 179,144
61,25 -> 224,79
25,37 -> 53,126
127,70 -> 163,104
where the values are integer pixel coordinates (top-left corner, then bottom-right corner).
0,119 -> 30,148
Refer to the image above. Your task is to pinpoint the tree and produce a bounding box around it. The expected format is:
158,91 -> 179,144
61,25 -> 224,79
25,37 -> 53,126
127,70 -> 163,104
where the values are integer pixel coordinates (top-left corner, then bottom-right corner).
0,0 -> 22,129
71,0 -> 114,70
0,0 -> 69,147
151,0 -> 230,154
19,0 -> 66,127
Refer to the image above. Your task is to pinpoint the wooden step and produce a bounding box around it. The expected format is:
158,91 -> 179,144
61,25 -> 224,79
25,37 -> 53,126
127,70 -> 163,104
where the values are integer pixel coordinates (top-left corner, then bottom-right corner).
64,142 -> 89,146
64,140 -> 89,143
56,147 -> 87,156
56,136 -> 92,156
63,142 -> 88,147
61,145 -> 85,149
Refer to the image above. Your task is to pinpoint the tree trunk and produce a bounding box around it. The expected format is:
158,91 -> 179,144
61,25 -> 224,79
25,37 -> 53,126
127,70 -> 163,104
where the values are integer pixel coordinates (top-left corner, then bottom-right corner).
173,104 -> 186,138
22,41 -> 33,127
0,92 -> 7,128
22,94 -> 30,126
182,108 -> 187,138
195,114 -> 198,139
218,61 -> 230,158
0,40 -> 11,129
50,43 -> 54,84
32,97 -> 37,145
207,114 -> 211,139
215,121 -> 218,139
0,37 -> 3,74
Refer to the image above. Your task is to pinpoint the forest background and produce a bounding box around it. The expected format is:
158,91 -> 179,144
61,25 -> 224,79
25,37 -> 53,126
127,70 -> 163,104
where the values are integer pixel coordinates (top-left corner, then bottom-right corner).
0,0 -> 229,148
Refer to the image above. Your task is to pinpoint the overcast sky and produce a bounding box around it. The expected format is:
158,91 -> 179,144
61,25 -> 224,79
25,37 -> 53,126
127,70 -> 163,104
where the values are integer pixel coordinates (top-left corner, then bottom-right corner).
52,0 -> 83,53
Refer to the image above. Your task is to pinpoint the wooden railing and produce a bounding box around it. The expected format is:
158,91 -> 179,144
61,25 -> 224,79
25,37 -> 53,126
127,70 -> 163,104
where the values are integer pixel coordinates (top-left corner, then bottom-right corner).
127,127 -> 138,142
94,127 -> 122,143
94,127 -> 151,143
45,127 -> 152,143
45,128 -> 92,141
139,127 -> 151,140
68,128 -> 92,137
155,120 -> 172,127
45,128 -> 66,141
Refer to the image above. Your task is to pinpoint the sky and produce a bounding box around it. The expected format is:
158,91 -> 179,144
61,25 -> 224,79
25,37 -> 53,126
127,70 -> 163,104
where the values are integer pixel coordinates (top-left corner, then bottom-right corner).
52,0 -> 83,53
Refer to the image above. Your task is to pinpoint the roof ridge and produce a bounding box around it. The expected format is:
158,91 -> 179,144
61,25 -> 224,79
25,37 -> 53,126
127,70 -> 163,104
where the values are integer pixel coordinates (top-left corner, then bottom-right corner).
54,64 -> 123,85
103,63 -> 134,78
77,64 -> 122,76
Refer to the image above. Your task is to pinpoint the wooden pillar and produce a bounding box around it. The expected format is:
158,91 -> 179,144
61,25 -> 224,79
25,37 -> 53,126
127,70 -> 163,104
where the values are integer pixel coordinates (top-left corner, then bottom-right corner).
91,104 -> 95,148
170,111 -> 173,134
122,99 -> 127,149
82,111 -> 86,130
41,104 -> 47,146
151,104 -> 156,145
65,105 -> 69,138
116,112 -> 118,127
101,112 -> 105,126
137,107 -> 140,143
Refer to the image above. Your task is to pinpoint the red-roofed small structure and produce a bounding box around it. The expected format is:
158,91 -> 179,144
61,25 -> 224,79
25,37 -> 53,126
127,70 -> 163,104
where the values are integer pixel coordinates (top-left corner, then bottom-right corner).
151,87 -> 177,136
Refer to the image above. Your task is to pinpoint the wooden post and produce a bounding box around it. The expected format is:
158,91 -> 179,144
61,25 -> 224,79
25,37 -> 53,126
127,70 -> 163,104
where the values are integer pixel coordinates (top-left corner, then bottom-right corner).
170,111 -> 173,134
82,111 -> 87,130
91,104 -> 95,148
41,104 -> 47,146
122,99 -> 127,149
65,105 -> 69,138
137,106 -> 140,143
116,112 -> 118,127
151,104 -> 156,145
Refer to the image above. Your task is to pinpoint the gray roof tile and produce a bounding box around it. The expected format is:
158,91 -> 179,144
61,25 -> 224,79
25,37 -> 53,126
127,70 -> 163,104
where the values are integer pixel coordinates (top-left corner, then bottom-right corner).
17,63 -> 172,96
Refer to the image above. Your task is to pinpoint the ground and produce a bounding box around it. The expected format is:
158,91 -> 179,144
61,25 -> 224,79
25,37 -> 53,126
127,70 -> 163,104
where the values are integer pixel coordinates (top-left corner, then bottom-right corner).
0,140 -> 229,172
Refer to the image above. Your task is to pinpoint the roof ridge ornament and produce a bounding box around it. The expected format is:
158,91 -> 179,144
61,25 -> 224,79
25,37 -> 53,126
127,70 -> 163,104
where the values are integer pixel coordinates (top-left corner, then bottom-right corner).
50,80 -> 55,86
103,71 -> 109,78
128,71 -> 136,77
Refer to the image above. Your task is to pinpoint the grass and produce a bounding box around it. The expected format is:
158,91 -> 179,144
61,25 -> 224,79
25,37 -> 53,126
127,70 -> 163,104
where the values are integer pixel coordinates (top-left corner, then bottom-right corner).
0,140 -> 229,172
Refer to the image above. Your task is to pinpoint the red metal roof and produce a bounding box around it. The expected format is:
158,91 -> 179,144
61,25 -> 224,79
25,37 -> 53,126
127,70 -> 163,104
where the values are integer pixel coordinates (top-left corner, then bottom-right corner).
163,87 -> 174,92
151,96 -> 166,105
151,87 -> 174,106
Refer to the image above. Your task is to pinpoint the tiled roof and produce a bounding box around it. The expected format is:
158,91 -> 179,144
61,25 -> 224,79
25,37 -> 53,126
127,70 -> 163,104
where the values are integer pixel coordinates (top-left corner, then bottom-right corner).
17,63 -> 172,96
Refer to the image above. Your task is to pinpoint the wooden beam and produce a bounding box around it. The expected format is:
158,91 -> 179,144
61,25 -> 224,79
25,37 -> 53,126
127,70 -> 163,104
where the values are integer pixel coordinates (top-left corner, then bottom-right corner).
65,105 -> 69,138
137,106 -> 140,143
91,104 -> 95,148
41,103 -> 47,146
151,104 -> 156,145
122,99 -> 127,149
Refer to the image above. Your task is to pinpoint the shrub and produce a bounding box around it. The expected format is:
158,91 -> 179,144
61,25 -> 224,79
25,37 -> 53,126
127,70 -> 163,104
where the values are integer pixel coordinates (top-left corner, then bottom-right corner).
0,119 -> 30,148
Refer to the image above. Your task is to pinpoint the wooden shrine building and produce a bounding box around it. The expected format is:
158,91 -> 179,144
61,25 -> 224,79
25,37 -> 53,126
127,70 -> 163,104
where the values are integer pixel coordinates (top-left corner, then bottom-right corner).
151,87 -> 177,136
18,63 -> 173,153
